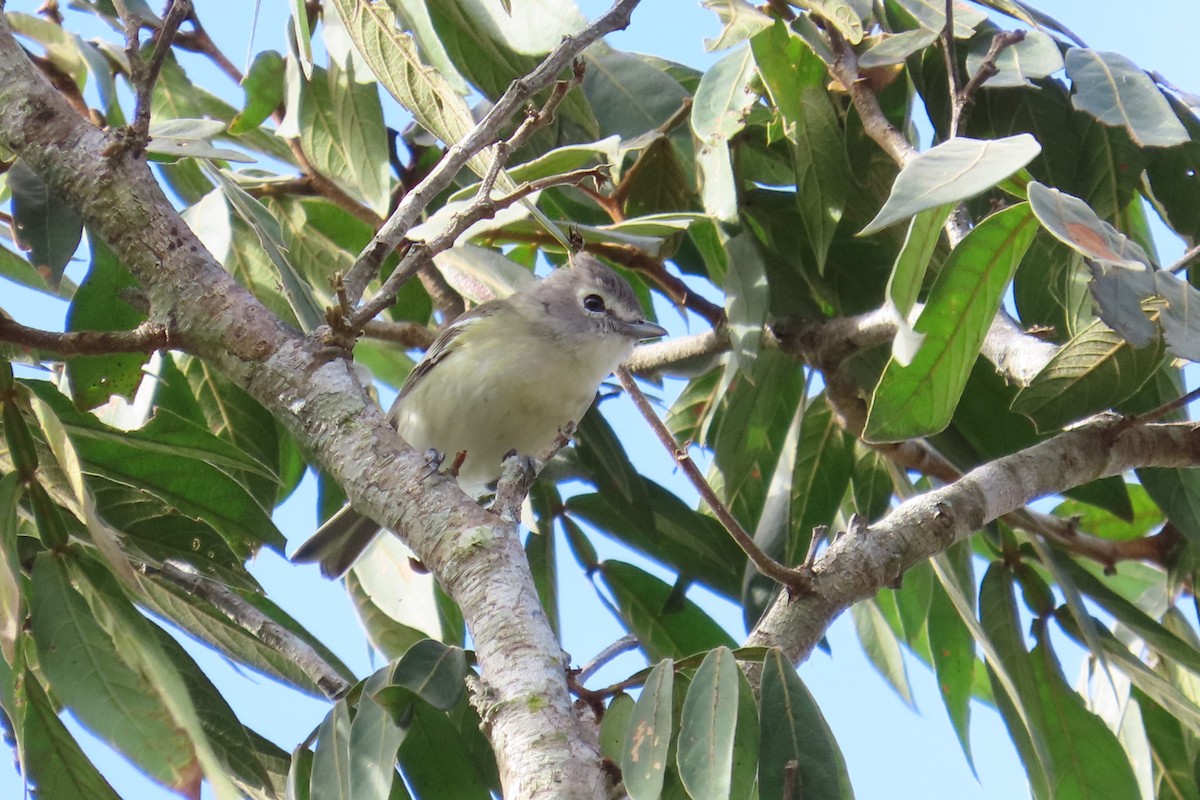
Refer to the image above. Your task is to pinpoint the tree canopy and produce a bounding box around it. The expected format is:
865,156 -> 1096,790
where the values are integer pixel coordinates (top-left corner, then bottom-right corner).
1,0 -> 1199,799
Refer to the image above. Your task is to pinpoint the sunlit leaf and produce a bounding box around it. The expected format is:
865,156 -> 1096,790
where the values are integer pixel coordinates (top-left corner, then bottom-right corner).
678,647 -> 739,800
622,659 -> 674,800
861,136 -> 1040,235
865,204 -> 1039,441
758,647 -> 853,800
1065,48 -> 1188,147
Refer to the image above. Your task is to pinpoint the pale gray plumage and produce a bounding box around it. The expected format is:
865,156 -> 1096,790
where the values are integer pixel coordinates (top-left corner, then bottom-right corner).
291,252 -> 665,577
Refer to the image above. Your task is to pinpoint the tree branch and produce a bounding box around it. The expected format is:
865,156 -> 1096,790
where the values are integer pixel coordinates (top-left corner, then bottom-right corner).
346,165 -> 611,331
0,317 -> 171,357
745,415 -> 1200,667
146,562 -> 353,699
117,0 -> 192,146
616,367 -> 814,592
0,13 -> 612,798
340,0 -> 643,303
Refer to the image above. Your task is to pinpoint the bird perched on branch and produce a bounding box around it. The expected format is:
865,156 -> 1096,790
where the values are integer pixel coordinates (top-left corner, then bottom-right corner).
292,251 -> 667,578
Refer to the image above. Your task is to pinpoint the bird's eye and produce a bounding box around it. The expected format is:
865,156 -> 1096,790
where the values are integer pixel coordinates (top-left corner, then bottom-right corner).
583,293 -> 606,313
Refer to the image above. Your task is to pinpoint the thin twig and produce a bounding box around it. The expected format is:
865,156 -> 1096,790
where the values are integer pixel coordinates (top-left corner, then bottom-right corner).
347,166 -> 610,330
126,0 -> 193,144
575,633 -> 639,684
147,562 -> 353,699
828,29 -> 916,166
942,0 -> 962,137
340,0 -> 643,304
615,367 -> 814,593
360,320 -> 437,349
348,71 -> 585,326
1169,243 -> 1200,275
171,10 -> 242,84
1129,383 -> 1200,426
0,317 -> 171,357
957,30 -> 1026,120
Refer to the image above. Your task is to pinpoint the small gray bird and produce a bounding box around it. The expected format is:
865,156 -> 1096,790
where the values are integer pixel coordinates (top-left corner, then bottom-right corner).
291,252 -> 667,577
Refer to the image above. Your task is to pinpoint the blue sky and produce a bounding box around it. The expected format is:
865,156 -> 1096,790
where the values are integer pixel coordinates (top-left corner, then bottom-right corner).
1,1 -> 1196,798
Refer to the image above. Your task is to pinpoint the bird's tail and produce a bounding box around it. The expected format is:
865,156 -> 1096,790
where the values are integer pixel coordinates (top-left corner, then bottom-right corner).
290,504 -> 381,578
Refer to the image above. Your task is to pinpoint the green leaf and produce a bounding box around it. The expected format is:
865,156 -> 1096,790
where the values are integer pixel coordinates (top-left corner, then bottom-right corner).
138,574 -> 356,697
0,240 -> 74,299
311,700 -> 352,800
386,0 -> 469,94
1065,48 -> 1189,147
8,159 -> 83,287
729,667 -> 758,800
24,380 -> 284,555
567,480 -> 745,600
1030,638 -> 1141,798
1011,318 -> 1165,432
1146,129 -> 1200,242
583,48 -> 690,139
692,45 -> 757,144
230,50 -> 286,134
858,29 -> 939,68
1012,231 -> 1091,342
620,135 -> 698,218
152,624 -> 286,799
865,203 -> 1039,441
385,639 -> 468,712
927,555 -> 976,766
785,394 -> 854,565
851,598 -> 914,707
206,165 -> 325,333
861,135 -> 1040,234
599,561 -> 737,661
350,670 -> 411,800
1133,687 -> 1200,800
298,62 -> 390,215
893,0 -> 987,36
977,565 -> 1052,793
145,118 -> 254,163
758,647 -> 853,800
0,473 -> 21,662
30,553 -> 200,789
677,647 -> 739,800
752,22 -> 846,272
723,232 -> 769,372
327,0 -> 488,177
622,659 -> 675,800
63,233 -> 148,408
885,204 -> 952,365
1150,269 -> 1200,363
600,692 -> 635,764
397,702 -> 491,799
345,567 -> 434,661
1057,559 -> 1200,676
423,0 -> 597,137
1052,483 -> 1162,542
17,668 -> 123,800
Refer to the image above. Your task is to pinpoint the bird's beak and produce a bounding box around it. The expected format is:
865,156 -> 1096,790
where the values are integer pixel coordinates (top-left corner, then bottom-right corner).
621,319 -> 668,341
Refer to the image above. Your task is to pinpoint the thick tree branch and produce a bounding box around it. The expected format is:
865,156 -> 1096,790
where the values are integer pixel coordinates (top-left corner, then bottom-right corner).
746,416 -> 1200,666
0,14 -> 610,799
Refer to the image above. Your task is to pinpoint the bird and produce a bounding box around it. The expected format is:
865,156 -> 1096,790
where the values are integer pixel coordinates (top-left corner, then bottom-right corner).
291,251 -> 667,578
